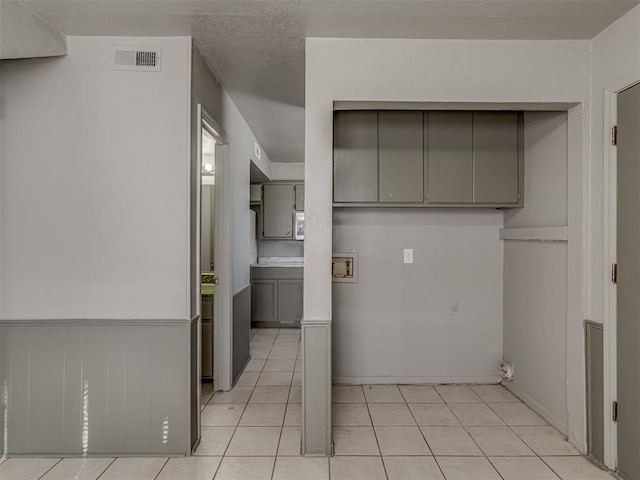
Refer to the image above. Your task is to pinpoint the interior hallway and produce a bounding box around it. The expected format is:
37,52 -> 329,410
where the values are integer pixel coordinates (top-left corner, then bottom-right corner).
0,328 -> 614,480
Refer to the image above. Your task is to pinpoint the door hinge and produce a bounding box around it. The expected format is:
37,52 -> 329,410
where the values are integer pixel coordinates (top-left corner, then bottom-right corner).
612,125 -> 618,146
612,401 -> 618,422
612,263 -> 618,284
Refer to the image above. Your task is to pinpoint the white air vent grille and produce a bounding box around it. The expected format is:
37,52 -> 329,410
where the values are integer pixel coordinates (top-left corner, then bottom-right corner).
110,46 -> 161,72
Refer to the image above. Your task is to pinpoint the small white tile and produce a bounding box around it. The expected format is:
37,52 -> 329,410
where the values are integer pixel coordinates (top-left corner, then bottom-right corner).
489,457 -> 560,480
226,426 -> 282,456
268,350 -> 298,360
278,427 -> 302,456
211,386 -> 254,404
40,458 -> 114,480
399,385 -> 443,403
467,427 -> 535,456
363,385 -> 404,403
272,456 -> 329,480
384,456 -> 445,480
250,348 -> 272,360
409,404 -> 460,426
368,403 -> 416,426
471,384 -> 519,403
156,457 -> 221,480
255,328 -> 280,336
284,403 -> 301,426
257,371 -> 293,386
512,426 -> 580,456
434,385 -> 482,403
330,456 -> 387,480
98,458 -> 168,480
288,385 -> 302,403
420,426 -> 483,456
375,426 -> 431,456
202,404 -> 245,426
250,386 -> 290,403
245,358 -> 266,372
194,426 -> 235,455
449,403 -> 505,426
542,456 -> 615,479
236,371 -> 260,386
489,402 -> 548,426
240,403 -> 286,426
436,456 -> 501,480
332,426 -> 380,455
277,328 -> 301,336
332,403 -> 372,426
214,456 -> 275,480
332,385 -> 366,403
264,359 -> 296,372
0,458 -> 61,480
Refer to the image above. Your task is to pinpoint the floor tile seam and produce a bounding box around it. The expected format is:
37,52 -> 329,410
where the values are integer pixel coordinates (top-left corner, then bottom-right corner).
221,389 -> 255,460
33,458 -> 63,480
93,457 -> 118,480
363,394 -> 384,458
538,456 -> 575,480
460,424 -> 536,457
433,455 -> 506,480
151,457 -> 171,480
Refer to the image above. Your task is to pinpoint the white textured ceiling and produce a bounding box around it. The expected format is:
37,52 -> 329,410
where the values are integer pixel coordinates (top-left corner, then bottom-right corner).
20,0 -> 640,162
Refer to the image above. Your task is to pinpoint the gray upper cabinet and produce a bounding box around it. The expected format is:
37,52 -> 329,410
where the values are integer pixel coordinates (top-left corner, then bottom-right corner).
333,111 -> 378,203
473,112 -> 521,204
333,109 -> 523,208
426,111 -> 474,204
379,111 -> 424,203
263,184 -> 294,238
295,184 -> 305,211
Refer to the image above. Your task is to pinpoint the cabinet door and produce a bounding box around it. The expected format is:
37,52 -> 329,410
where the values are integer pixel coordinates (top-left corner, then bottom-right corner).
379,111 -> 424,203
295,184 -> 305,211
252,279 -> 278,322
277,279 -> 303,324
473,112 -> 520,204
202,321 -> 213,377
426,111 -> 473,203
334,111 -> 378,203
263,184 -> 294,238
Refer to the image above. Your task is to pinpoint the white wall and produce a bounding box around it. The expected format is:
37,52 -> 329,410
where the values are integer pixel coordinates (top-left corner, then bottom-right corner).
305,37 -> 590,450
1,36 -> 191,320
590,4 -> 640,321
0,1 -> 66,59
190,46 -> 272,296
333,209 -> 503,383
271,162 -> 304,181
503,112 -> 569,433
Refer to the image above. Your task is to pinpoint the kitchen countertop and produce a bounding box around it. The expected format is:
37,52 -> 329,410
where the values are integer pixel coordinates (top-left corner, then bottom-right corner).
251,256 -> 304,268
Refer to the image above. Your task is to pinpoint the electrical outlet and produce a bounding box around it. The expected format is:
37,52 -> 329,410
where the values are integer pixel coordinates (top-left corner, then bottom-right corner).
403,249 -> 413,264
449,301 -> 459,315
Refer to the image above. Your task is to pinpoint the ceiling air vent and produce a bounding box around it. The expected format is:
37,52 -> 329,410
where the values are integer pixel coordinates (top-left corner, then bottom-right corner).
110,46 -> 161,72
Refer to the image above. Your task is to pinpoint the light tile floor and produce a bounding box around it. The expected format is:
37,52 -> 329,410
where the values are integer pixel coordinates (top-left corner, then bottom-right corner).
0,327 -> 616,480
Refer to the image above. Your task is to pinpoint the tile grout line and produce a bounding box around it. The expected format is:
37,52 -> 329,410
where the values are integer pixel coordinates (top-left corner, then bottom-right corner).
94,457 -> 118,480
152,457 -> 171,480
35,457 -> 64,480
362,385 -> 389,479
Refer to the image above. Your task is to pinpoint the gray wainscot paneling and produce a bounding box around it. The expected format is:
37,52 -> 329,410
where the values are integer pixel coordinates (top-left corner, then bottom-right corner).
0,319 -> 192,456
233,285 -> 252,384
585,321 -> 604,464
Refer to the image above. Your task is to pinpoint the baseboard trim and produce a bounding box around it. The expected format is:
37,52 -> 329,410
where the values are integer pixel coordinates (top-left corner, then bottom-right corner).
333,376 -> 501,385
503,382 -> 569,436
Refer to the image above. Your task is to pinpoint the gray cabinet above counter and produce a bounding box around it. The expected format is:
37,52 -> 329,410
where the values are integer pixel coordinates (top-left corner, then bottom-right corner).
333,110 -> 524,208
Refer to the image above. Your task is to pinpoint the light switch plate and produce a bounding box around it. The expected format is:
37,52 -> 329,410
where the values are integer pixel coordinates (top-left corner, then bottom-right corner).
404,249 -> 413,264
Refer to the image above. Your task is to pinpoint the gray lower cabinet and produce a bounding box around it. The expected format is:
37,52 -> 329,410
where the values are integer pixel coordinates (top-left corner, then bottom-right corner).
263,184 -> 295,238
251,267 -> 303,327
252,279 -> 278,322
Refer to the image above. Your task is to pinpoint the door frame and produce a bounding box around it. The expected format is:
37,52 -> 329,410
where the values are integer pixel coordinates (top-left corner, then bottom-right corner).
195,104 -> 234,392
602,71 -> 640,470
